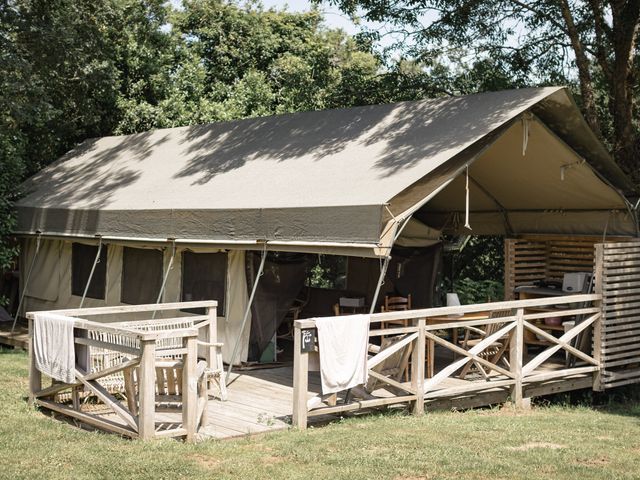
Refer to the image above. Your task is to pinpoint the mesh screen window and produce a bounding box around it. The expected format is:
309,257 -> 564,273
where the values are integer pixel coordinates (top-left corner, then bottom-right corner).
121,247 -> 163,305
181,251 -> 227,315
71,243 -> 107,300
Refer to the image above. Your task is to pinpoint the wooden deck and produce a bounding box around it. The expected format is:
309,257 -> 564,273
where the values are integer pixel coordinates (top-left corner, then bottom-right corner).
60,351 -> 594,441
0,319 -> 28,349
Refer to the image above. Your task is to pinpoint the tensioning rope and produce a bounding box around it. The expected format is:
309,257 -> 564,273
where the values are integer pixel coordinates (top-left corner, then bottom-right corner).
79,236 -> 103,309
11,233 -> 41,333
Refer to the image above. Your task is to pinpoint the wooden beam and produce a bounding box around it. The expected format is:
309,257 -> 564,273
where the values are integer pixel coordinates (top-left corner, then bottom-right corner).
522,314 -> 599,374
138,340 -> 156,440
510,308 -> 524,408
74,369 -> 138,431
35,357 -> 140,399
36,399 -> 138,438
182,336 -> 198,442
30,301 -> 218,318
412,318 -> 426,414
368,333 -> 418,370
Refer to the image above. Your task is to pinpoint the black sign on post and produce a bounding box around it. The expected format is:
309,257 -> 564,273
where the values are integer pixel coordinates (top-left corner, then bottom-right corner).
301,328 -> 316,353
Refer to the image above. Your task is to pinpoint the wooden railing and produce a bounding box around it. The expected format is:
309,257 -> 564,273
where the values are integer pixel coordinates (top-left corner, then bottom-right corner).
27,301 -> 218,441
292,294 -> 602,428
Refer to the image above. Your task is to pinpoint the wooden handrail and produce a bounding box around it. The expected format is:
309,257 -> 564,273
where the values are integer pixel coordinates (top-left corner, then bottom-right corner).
292,295 -> 603,429
294,294 -> 601,328
26,300 -> 217,318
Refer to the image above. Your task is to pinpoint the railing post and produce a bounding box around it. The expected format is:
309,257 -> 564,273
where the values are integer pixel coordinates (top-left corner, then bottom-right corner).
138,339 -> 156,440
205,304 -> 217,392
593,244 -> 604,391
28,316 -> 41,405
183,334 -> 198,442
509,308 -> 525,409
411,318 -> 426,415
292,321 -> 309,429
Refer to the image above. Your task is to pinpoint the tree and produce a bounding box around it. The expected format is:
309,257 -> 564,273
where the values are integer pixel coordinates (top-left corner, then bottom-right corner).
115,0 -> 386,131
325,0 -> 640,185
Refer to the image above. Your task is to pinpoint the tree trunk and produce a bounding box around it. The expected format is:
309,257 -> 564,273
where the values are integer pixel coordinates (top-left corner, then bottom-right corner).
610,0 -> 640,183
558,0 -> 603,140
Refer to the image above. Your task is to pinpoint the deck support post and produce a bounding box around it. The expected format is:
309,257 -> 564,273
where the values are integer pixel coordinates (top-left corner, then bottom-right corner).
28,317 -> 41,406
205,305 -> 217,392
510,308 -> 525,409
411,318 -> 426,414
183,334 -> 198,442
592,244 -> 604,391
138,339 -> 156,440
292,321 -> 309,429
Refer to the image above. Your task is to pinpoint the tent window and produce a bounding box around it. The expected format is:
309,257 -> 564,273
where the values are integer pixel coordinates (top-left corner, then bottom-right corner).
307,255 -> 347,290
181,251 -> 227,315
71,243 -> 107,300
121,247 -> 163,305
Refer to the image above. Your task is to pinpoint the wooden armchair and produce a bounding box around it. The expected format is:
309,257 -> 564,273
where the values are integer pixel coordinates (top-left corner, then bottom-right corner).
458,309 -> 512,379
123,359 -> 210,431
379,295 -> 413,380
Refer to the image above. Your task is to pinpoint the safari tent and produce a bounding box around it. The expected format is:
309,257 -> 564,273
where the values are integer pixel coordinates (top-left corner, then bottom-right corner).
12,86 -> 639,367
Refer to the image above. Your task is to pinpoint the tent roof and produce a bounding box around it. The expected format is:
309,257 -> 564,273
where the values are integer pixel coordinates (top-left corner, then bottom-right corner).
16,86 -> 637,254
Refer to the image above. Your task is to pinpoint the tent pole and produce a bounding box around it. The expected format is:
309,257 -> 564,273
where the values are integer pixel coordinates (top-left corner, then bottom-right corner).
79,236 -> 103,309
12,233 -> 41,333
152,240 -> 176,319
370,213 -> 414,314
226,246 -> 267,382
369,255 -> 391,314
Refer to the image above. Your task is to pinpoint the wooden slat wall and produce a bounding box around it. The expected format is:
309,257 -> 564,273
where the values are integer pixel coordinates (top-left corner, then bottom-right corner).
504,236 -> 602,300
597,241 -> 640,390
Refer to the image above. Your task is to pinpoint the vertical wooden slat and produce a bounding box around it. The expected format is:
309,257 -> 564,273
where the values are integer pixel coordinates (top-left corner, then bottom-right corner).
138,339 -> 156,440
292,322 -> 309,429
411,318 -> 426,415
182,335 -> 198,442
592,243 -> 604,391
597,240 -> 640,389
123,367 -> 138,416
206,305 -> 217,393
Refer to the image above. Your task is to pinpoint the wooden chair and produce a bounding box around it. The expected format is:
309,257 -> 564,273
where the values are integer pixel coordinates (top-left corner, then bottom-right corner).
366,335 -> 413,392
380,294 -> 412,329
379,295 -> 413,380
123,359 -> 210,432
111,318 -> 227,401
458,309 -> 513,379
383,295 -> 412,312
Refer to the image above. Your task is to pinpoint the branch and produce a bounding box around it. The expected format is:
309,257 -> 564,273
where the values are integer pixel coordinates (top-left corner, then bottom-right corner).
586,0 -> 612,82
557,0 -> 602,138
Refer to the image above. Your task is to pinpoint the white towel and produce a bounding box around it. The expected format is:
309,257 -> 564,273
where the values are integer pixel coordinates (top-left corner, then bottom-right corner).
33,312 -> 76,384
315,314 -> 369,394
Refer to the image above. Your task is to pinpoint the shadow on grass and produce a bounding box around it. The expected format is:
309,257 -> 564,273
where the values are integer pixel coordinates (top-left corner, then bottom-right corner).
532,386 -> 640,419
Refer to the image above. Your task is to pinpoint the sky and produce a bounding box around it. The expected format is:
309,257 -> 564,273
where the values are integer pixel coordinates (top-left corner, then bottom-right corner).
168,0 -> 386,42
259,0 -> 363,34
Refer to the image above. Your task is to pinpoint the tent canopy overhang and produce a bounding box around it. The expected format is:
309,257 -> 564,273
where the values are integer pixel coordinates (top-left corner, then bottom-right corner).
15,86 -> 638,257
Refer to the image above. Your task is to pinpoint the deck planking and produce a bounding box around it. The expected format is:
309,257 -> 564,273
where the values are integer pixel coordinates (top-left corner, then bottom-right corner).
43,351 -> 594,440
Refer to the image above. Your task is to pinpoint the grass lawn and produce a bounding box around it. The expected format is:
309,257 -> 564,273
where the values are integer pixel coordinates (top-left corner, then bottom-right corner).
2,348 -> 640,480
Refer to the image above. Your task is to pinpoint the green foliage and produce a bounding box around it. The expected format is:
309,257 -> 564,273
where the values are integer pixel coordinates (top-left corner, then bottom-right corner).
453,278 -> 504,305
0,0 -> 388,277
324,0 -> 640,185
308,255 -> 347,290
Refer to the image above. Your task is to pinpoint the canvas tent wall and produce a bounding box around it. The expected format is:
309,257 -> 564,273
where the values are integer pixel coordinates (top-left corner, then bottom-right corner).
18,237 -> 252,364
